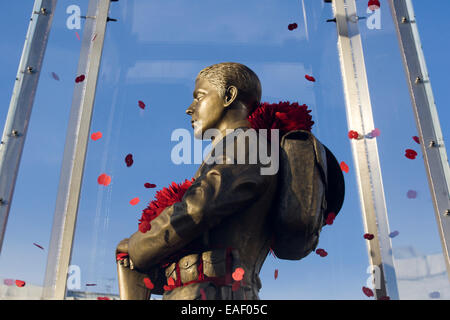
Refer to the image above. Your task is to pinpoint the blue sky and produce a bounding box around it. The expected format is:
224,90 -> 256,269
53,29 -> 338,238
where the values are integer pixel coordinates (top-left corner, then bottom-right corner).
0,0 -> 449,299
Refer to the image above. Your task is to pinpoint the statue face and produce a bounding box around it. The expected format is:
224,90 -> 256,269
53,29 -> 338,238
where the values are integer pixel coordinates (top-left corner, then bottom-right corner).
186,78 -> 225,139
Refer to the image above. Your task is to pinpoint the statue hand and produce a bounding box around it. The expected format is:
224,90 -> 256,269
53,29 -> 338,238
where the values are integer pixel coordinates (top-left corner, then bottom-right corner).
116,238 -> 134,269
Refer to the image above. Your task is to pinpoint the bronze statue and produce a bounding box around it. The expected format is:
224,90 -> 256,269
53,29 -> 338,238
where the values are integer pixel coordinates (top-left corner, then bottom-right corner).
115,62 -> 344,300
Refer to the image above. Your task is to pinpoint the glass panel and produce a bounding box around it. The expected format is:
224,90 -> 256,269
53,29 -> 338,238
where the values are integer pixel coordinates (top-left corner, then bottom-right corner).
0,0 -> 90,299
356,0 -> 450,299
68,0 -> 370,300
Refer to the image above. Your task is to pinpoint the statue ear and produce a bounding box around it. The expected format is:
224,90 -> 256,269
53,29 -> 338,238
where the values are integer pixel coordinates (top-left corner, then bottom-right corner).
223,86 -> 238,107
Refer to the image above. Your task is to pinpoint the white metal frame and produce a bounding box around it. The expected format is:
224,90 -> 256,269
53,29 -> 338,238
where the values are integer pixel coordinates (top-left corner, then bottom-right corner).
389,0 -> 450,281
42,0 -> 112,299
0,0 -> 57,253
332,0 -> 400,300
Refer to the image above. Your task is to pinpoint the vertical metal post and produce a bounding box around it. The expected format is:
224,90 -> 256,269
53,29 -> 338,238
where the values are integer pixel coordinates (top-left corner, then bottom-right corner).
42,0 -> 112,299
332,0 -> 400,299
0,0 -> 57,253
389,0 -> 450,281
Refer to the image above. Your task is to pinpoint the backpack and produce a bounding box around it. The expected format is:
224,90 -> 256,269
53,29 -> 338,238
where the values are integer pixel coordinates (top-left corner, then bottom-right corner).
270,130 -> 345,260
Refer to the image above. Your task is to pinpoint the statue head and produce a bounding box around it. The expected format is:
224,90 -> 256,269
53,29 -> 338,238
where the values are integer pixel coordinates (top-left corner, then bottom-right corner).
186,62 -> 262,139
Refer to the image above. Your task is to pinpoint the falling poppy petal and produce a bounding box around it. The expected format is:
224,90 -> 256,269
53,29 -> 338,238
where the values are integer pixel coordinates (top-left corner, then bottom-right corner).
389,230 -> 399,238
368,0 -> 381,11
125,154 -> 134,167
91,132 -> 103,141
116,253 -> 128,261
138,100 -> 146,110
340,161 -> 349,173
97,296 -> 110,300
232,267 -> 245,281
75,31 -> 80,40
274,269 -> 279,280
405,149 -> 418,160
370,128 -> 381,138
315,248 -> 328,257
362,286 -> 374,297
413,136 -> 420,144
51,72 -> 60,81
364,233 -> 375,240
143,278 -> 154,290
129,197 -> 140,206
325,212 -> 336,225
97,173 -> 111,186
379,296 -> 390,300
75,74 -> 85,83
33,243 -> 44,250
3,279 -> 14,286
15,280 -> 26,287
407,190 -> 417,199
288,23 -> 298,31
305,74 -> 316,82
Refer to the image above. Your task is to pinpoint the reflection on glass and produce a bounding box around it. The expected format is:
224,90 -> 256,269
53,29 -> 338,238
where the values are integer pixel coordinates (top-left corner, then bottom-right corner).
356,0 -> 450,299
0,0 -> 90,299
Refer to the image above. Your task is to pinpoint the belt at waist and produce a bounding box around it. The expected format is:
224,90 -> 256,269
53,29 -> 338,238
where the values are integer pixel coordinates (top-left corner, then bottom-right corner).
162,247 -> 248,291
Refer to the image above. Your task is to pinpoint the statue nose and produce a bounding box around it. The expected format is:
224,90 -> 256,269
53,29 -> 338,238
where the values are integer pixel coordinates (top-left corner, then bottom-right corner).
186,105 -> 194,115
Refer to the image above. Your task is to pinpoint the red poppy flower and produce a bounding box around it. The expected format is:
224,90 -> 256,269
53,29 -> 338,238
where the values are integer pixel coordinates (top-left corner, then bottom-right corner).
91,132 -> 102,141
15,280 -> 26,287
288,23 -> 298,31
364,233 -> 375,240
116,253 -> 128,261
325,212 -> 336,225
248,101 -> 314,137
348,130 -> 359,139
368,0 -> 380,11
75,74 -> 85,83
413,136 -> 420,144
315,249 -> 328,257
305,74 -> 316,82
362,286 -> 374,297
125,154 -> 134,167
407,190 -> 417,199
138,179 -> 195,233
138,220 -> 151,233
97,173 -> 111,186
138,100 -> 146,110
232,268 -> 245,281
340,161 -> 349,173
405,149 -> 418,159
167,278 -> 175,286
143,278 -> 154,290
144,183 -> 156,189
129,197 -> 140,206
274,269 -> 279,280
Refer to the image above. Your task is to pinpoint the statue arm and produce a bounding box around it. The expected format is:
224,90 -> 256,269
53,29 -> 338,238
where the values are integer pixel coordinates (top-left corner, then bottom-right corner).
127,162 -> 275,272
